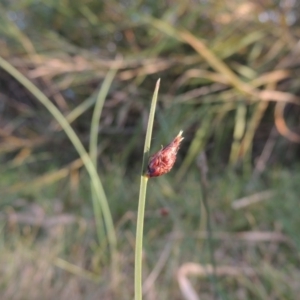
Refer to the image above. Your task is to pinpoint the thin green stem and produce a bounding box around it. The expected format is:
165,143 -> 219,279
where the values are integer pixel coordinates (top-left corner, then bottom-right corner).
0,56 -> 117,265
88,68 -> 119,289
142,79 -> 161,171
134,79 -> 160,300
135,175 -> 148,300
90,68 -> 117,164
89,68 -> 117,244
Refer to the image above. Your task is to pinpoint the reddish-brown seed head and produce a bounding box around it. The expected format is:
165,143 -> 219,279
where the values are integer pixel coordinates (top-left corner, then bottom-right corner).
146,131 -> 184,178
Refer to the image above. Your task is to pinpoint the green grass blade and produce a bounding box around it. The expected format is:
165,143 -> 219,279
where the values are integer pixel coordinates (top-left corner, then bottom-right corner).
135,79 -> 160,300
0,56 -> 117,271
142,78 -> 161,171
89,68 -> 117,244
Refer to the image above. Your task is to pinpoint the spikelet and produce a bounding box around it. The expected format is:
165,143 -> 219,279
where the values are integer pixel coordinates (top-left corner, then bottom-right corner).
146,131 -> 184,178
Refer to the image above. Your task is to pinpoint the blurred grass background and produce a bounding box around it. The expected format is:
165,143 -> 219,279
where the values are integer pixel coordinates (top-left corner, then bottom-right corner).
1,0 -> 300,299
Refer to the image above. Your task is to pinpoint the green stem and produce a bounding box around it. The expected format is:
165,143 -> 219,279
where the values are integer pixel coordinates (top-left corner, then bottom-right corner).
134,175 -> 148,299
134,79 -> 160,300
88,68 -> 118,289
89,68 -> 117,245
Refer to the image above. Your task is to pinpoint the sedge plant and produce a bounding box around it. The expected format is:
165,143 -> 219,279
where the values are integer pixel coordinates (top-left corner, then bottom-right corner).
134,79 -> 184,300
134,78 -> 160,300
